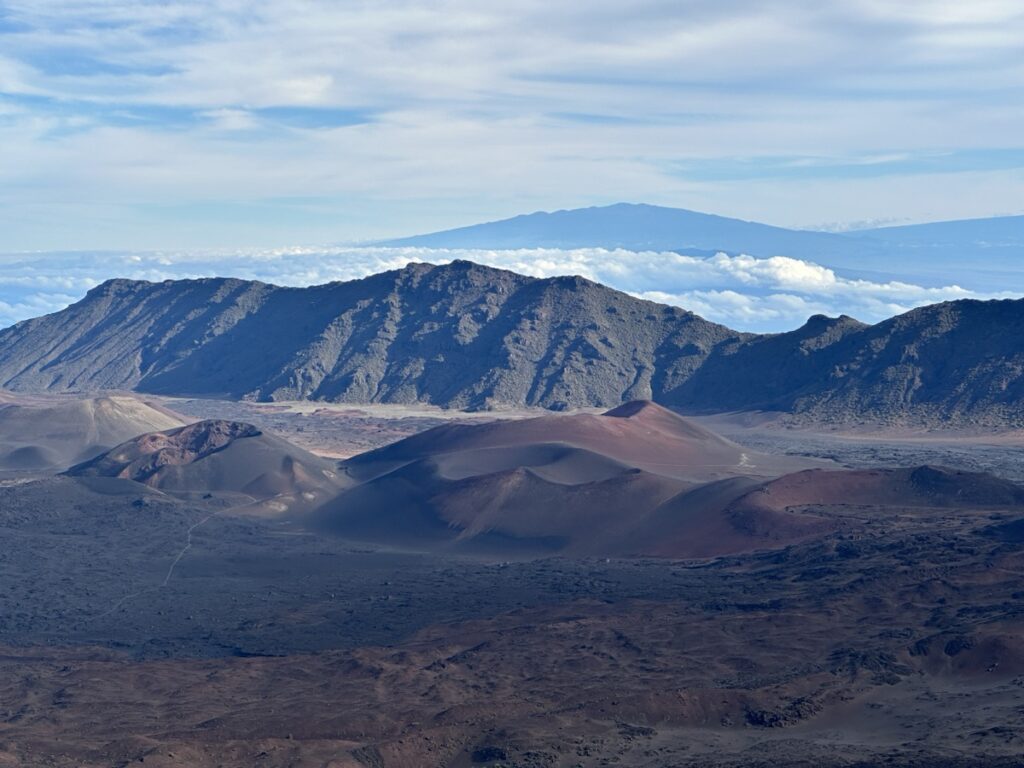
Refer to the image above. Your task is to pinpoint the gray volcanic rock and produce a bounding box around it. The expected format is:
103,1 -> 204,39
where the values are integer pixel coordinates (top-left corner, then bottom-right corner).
1,261 -> 1024,424
0,261 -> 738,410
672,299 -> 1024,425
791,300 -> 1024,424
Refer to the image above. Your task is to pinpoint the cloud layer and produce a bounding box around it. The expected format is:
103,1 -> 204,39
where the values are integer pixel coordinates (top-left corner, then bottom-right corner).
1,1 -> 1023,248
1,247 -> 1015,333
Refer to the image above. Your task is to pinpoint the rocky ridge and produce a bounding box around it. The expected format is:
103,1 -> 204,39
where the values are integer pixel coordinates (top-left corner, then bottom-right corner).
1,261 -> 1023,424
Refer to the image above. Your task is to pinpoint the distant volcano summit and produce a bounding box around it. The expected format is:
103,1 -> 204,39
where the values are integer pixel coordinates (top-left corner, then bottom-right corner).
383,202 -> 1024,288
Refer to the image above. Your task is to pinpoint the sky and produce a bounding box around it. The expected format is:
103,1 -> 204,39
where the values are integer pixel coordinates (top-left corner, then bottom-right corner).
0,1 -> 1022,332
1,0 -> 1023,249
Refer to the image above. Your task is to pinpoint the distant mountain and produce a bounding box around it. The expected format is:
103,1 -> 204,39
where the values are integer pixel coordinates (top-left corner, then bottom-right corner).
854,215 -> 1024,282
383,202 -> 867,261
859,214 -> 1024,246
384,203 -> 1024,288
1,261 -> 1023,425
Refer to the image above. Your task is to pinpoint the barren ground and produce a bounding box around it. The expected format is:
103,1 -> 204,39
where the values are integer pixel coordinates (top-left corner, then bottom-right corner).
1,400 -> 1023,767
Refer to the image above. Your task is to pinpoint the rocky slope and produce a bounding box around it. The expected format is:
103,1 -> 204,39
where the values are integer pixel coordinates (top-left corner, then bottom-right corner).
0,393 -> 185,470
67,419 -> 346,513
0,261 -> 738,410
1,261 -> 1023,424
676,299 -> 1024,424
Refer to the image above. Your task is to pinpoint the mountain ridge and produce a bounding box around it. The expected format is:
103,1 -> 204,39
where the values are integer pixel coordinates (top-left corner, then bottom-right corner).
857,213 -> 1024,242
382,202 -> 1024,287
382,202 -> 868,260
0,261 -> 740,410
1,260 -> 1023,425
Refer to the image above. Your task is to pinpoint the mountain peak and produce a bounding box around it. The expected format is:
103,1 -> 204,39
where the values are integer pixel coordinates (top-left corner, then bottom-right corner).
381,202 -> 866,258
603,399 -> 673,419
112,420 -> 262,468
3,262 -> 1024,425
85,277 -> 148,296
66,419 -> 343,510
799,313 -> 865,332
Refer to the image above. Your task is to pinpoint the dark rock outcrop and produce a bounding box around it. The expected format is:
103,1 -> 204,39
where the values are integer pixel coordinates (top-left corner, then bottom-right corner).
0,261 -> 737,410
2,261 -> 1024,424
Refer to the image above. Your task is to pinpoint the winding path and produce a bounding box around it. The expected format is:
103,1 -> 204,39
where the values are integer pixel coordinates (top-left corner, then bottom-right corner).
90,512 -> 217,621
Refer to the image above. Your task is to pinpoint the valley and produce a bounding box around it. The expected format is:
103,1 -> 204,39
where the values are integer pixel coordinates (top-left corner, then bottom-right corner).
0,391 -> 1023,766
6,1 -> 1023,765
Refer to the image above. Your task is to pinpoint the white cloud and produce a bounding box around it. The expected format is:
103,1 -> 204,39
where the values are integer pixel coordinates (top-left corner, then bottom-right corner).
0,247 -> 1016,332
0,1 -> 1023,248
202,108 -> 258,131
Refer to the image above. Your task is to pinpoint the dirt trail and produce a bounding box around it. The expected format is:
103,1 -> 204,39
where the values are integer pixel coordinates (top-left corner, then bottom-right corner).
91,512 -> 217,621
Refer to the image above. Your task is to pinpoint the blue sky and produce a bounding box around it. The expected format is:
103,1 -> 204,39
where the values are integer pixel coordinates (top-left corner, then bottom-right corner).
2,0 -> 1023,250
1,2 -> 1023,335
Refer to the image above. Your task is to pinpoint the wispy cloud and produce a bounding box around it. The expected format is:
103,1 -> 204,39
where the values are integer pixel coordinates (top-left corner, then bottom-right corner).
671,149 -> 1024,182
0,1 -> 1023,248
0,247 -> 1016,332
